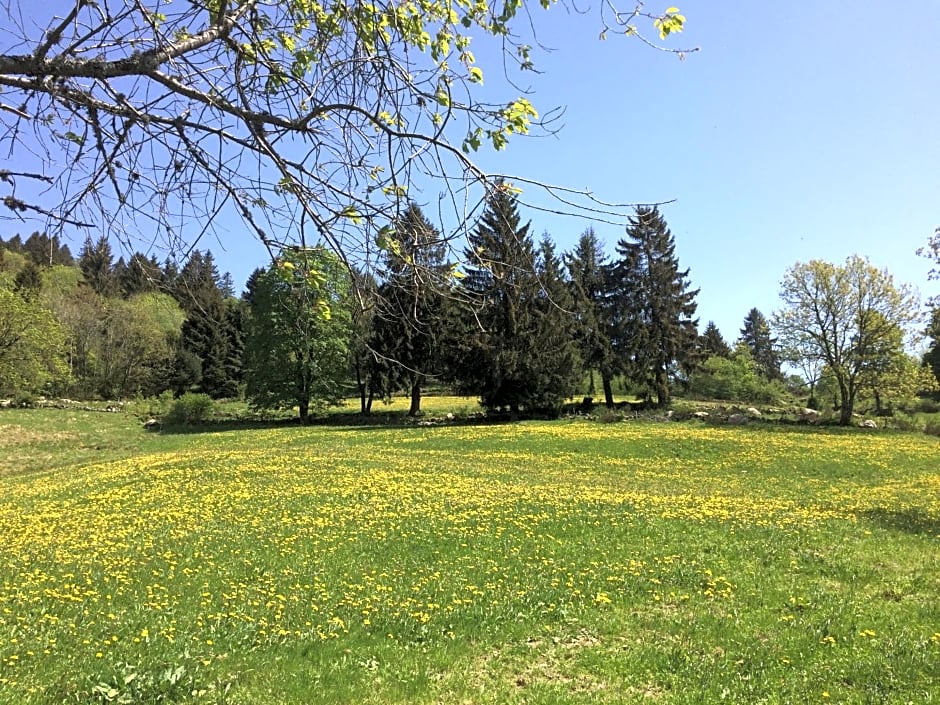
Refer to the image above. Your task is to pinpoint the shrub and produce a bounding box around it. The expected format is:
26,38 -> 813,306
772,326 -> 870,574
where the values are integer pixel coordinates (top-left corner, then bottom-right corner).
164,393 -> 215,425
924,420 -> 940,438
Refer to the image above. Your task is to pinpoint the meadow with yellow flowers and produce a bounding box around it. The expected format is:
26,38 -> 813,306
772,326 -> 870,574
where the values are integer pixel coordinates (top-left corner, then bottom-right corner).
1,406 -> 938,703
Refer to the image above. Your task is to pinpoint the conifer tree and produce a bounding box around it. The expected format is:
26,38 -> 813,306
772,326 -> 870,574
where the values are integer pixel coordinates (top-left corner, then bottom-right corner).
453,185 -> 578,415
739,307 -> 783,381
78,235 -> 116,296
172,251 -> 235,398
565,227 -> 617,406
698,321 -> 732,359
369,203 -> 448,416
608,206 -> 699,406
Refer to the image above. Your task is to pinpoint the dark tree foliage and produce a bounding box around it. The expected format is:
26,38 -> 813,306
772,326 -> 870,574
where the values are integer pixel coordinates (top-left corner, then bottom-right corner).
565,226 -> 617,407
348,271 -> 383,415
118,252 -> 162,298
368,203 -> 449,416
78,235 -> 116,296
13,260 -> 42,300
242,267 -> 266,308
739,307 -> 783,381
698,320 -> 732,359
451,185 -> 579,415
609,206 -> 699,406
924,306 -> 940,387
222,298 -> 248,397
22,231 -> 73,267
172,251 -> 237,398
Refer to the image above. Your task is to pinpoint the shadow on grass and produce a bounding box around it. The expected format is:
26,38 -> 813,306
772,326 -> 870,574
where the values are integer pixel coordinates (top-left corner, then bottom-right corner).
861,508 -> 940,537
156,408 -> 522,435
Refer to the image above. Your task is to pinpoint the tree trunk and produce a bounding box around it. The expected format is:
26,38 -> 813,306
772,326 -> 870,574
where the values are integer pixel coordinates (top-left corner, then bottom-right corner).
655,368 -> 670,408
298,398 -> 310,425
408,374 -> 424,417
588,370 -> 596,396
837,380 -> 853,426
601,372 -> 614,409
873,388 -> 883,415
408,386 -> 421,417
355,363 -> 368,415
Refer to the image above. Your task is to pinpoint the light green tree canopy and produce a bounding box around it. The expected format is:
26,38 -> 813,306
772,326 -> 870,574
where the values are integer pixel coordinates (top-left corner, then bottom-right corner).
244,246 -> 353,424
773,255 -> 920,425
0,285 -> 67,396
0,1 -> 688,278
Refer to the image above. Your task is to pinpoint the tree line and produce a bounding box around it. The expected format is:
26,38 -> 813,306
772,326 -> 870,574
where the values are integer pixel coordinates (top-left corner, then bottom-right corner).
2,196 -> 938,425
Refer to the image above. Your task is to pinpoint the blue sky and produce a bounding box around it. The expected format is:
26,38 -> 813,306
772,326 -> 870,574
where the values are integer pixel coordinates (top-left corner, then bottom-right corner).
447,1 -> 940,345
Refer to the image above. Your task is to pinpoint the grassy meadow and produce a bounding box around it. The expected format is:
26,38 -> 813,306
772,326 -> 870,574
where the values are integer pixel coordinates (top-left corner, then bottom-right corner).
1,403 -> 939,703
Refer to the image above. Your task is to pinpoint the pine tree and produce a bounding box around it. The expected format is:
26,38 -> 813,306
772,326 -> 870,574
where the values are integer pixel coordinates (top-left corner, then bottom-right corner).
172,251 -> 234,398
453,185 -> 578,415
608,206 -> 699,406
368,202 -> 448,416
564,227 -> 617,406
78,235 -> 116,296
13,260 -> 42,300
118,252 -> 161,297
739,307 -> 782,381
698,321 -> 732,359
23,231 -> 73,266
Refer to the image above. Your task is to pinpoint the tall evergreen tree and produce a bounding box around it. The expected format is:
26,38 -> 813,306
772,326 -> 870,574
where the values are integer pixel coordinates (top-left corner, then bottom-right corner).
23,231 -> 73,267
564,226 -> 617,406
78,235 -> 116,296
739,307 -> 782,381
698,321 -> 732,359
451,185 -> 578,415
608,206 -> 699,406
13,260 -> 42,300
171,251 -> 234,398
369,202 -> 448,416
118,252 -> 161,297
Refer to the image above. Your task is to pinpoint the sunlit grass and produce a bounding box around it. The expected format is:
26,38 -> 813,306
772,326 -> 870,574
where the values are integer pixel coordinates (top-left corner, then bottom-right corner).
1,411 -> 938,703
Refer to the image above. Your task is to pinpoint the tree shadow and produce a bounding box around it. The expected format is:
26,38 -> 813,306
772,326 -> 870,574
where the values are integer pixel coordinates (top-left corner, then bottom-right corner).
860,508 -> 940,537
155,407 -> 518,435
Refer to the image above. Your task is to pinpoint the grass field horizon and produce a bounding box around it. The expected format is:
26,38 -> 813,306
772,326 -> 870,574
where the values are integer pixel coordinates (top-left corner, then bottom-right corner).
1,405 -> 939,703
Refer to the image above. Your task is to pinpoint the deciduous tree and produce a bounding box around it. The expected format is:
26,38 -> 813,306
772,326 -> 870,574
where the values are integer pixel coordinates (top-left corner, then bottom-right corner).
0,284 -> 67,396
773,256 -> 920,425
0,1 -> 689,285
244,247 -> 352,424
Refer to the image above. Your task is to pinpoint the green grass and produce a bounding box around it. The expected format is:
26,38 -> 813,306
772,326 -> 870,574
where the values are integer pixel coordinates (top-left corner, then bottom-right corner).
1,406 -> 939,703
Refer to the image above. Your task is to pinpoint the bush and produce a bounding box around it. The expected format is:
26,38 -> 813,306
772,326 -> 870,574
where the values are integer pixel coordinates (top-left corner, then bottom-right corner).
164,393 -> 215,425
924,420 -> 940,438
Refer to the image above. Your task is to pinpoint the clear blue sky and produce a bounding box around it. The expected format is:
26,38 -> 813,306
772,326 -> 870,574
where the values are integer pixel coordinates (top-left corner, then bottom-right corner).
447,0 -> 939,345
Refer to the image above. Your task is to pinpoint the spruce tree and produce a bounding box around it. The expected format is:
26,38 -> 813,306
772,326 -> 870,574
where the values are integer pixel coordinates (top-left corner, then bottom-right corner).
118,252 -> 161,297
13,260 -> 42,300
608,206 -> 699,406
453,185 -> 578,415
78,235 -> 116,296
368,202 -> 448,416
172,251 -> 234,398
739,307 -> 782,381
564,227 -> 617,406
698,321 -> 732,359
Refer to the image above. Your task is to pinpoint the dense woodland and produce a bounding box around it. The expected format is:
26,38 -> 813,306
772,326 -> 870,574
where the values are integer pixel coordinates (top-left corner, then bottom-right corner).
2,194 -> 939,425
